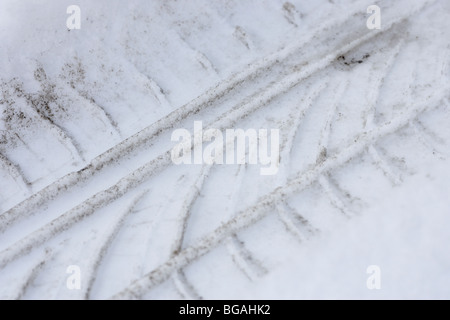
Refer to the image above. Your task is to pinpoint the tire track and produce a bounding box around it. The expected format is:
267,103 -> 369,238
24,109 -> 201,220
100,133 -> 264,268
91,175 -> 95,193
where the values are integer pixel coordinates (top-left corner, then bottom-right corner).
0,152 -> 31,192
172,270 -> 202,300
318,174 -> 354,217
278,80 -> 327,178
0,152 -> 170,269
412,117 -> 449,158
315,78 -> 355,216
226,234 -> 267,282
0,0 -> 439,299
83,190 -> 149,300
0,0 -> 428,231
0,1 -> 433,269
171,165 -> 212,257
276,203 -> 316,242
367,145 -> 402,185
22,85 -> 86,163
13,248 -> 52,300
363,40 -> 405,185
111,91 -> 449,299
223,165 -> 267,281
58,81 -> 123,138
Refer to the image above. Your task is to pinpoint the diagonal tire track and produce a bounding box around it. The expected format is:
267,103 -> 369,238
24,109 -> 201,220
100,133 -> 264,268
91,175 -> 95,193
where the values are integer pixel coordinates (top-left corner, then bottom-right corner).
0,1 -> 435,271
111,91 -> 449,299
0,0 -> 431,233
0,0 -> 444,300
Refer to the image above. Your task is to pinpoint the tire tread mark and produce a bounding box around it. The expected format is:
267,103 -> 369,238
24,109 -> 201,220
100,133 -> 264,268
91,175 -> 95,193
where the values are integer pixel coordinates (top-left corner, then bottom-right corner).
177,33 -> 219,75
111,92 -> 449,299
368,145 -> 402,185
318,174 -> 353,217
412,119 -> 448,158
276,203 -> 316,242
280,81 -> 327,173
0,27 -> 369,250
172,270 -> 202,300
226,234 -> 267,282
363,41 -> 405,185
69,89 -> 123,138
0,152 -> 170,269
0,152 -> 31,191
168,166 -> 212,300
14,249 -> 52,300
0,1 -> 427,230
316,79 -> 354,216
171,165 -> 212,256
84,190 -> 149,300
224,165 -> 267,281
21,92 -> 86,163
364,40 -> 405,128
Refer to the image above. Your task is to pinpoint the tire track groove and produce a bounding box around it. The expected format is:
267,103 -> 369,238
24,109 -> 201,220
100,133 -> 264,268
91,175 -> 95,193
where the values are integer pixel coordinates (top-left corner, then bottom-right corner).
111,92 -> 448,299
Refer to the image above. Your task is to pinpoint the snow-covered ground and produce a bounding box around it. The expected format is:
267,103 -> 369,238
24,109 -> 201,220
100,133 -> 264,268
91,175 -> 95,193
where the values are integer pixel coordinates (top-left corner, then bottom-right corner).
0,0 -> 449,299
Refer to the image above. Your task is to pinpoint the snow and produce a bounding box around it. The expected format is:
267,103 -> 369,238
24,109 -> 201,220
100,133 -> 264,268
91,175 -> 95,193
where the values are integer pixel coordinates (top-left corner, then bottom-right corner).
247,159 -> 450,299
0,0 -> 449,299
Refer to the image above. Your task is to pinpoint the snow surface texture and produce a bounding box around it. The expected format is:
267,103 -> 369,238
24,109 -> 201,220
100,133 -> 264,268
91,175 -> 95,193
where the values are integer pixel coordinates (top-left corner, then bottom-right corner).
0,0 -> 449,299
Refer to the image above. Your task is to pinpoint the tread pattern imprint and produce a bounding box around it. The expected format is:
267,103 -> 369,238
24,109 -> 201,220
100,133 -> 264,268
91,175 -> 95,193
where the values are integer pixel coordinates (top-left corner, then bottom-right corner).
0,0 -> 449,299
